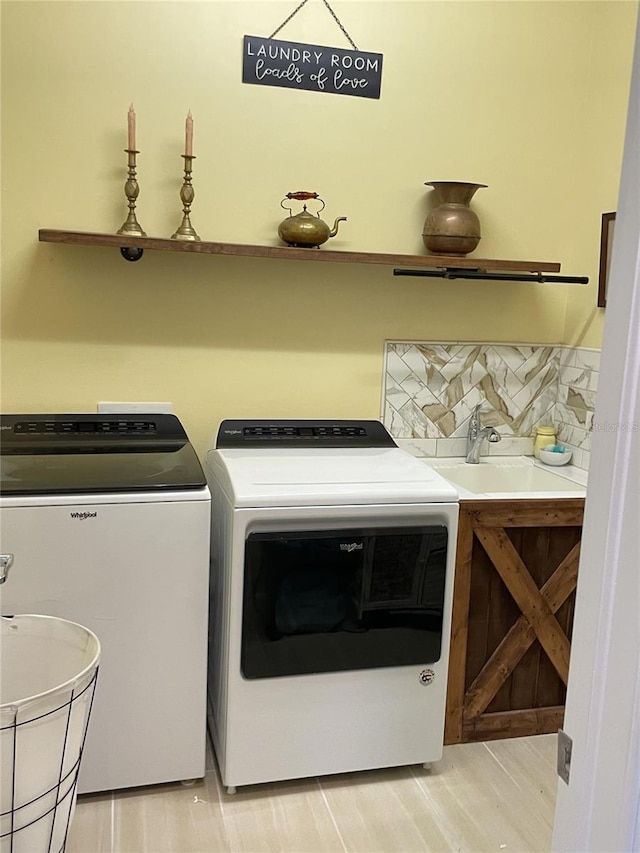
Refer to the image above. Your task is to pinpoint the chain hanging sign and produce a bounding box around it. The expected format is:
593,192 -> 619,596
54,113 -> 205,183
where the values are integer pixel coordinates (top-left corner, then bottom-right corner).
242,0 -> 383,100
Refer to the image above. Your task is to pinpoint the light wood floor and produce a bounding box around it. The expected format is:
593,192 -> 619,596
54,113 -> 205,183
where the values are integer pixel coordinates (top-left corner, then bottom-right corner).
67,733 -> 558,853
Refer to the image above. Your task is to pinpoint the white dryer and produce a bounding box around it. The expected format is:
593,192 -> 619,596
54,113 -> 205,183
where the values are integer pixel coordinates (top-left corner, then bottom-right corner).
205,419 -> 459,794
0,413 -> 211,793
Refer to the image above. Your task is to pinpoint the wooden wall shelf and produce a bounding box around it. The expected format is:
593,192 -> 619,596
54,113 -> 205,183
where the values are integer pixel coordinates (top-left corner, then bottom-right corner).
38,230 -> 562,274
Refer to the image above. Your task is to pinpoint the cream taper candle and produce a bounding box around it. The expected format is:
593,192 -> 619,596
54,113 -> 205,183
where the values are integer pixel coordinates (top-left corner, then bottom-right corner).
127,103 -> 136,150
185,110 -> 193,157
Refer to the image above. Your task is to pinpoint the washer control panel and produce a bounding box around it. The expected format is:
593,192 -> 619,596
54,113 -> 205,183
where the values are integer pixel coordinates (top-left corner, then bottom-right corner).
11,419 -> 158,435
0,413 -> 187,453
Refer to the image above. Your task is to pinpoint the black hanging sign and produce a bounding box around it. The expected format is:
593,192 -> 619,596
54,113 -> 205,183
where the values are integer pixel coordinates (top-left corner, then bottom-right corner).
242,35 -> 383,99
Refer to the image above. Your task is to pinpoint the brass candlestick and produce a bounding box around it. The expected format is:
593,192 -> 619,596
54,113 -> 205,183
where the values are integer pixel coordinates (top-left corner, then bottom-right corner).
117,149 -> 146,237
171,155 -> 200,241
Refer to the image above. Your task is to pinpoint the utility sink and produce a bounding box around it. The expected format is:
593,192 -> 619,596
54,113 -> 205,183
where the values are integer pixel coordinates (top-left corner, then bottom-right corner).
424,456 -> 587,498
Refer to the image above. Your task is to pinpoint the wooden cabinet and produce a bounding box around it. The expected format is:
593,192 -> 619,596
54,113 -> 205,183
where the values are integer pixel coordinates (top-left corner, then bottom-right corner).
445,498 -> 584,745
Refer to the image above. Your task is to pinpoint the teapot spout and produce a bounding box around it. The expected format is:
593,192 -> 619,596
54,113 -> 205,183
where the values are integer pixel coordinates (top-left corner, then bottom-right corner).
328,217 -> 347,238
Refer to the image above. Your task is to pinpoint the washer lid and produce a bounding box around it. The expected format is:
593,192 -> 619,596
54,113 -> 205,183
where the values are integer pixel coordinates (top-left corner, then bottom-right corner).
0,413 -> 207,496
207,446 -> 458,506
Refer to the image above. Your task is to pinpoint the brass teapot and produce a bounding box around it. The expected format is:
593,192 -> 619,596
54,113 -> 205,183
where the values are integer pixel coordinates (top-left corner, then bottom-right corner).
278,191 -> 347,248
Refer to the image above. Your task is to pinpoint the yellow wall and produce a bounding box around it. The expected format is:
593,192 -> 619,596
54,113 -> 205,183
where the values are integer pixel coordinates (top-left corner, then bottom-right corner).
1,0 -> 636,455
563,0 -> 638,346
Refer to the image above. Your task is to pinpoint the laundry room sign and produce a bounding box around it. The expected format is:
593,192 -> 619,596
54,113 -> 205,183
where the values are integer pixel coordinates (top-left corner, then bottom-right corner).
242,35 -> 383,99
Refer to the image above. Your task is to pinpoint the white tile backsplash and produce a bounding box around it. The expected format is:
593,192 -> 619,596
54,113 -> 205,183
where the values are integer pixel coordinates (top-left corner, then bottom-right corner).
385,376 -> 412,411
436,437 -> 468,457
385,350 -> 413,385
573,348 -> 602,371
394,438 -> 438,457
382,342 -> 600,470
560,365 -> 599,392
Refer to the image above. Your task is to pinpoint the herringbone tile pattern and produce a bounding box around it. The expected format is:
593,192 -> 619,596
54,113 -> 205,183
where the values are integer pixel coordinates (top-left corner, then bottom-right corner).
384,343 -> 560,441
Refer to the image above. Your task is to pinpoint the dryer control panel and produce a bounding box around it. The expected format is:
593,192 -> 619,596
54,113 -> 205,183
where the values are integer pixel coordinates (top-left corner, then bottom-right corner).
216,419 -> 397,449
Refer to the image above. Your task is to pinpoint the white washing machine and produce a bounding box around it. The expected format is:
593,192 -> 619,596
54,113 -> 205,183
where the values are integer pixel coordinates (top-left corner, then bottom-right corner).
0,413 -> 211,793
205,419 -> 459,793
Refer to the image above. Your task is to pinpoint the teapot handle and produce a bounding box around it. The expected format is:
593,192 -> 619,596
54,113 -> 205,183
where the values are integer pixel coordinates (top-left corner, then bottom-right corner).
280,191 -> 325,214
286,191 -> 319,201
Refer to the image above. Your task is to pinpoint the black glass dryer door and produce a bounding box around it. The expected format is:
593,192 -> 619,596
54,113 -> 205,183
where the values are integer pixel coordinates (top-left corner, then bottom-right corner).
241,526 -> 448,679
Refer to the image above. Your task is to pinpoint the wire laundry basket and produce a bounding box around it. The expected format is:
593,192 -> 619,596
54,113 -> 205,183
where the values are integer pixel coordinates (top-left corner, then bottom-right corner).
0,615 -> 100,853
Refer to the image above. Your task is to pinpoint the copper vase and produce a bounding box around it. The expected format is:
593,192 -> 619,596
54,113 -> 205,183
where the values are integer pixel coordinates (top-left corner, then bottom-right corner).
422,181 -> 487,255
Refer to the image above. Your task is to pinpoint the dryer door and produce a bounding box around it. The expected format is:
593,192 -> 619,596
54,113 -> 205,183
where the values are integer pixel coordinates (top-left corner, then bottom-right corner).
241,524 -> 448,678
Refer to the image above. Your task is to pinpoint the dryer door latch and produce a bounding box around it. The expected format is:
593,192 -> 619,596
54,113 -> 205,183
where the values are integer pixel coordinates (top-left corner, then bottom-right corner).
0,554 -> 14,584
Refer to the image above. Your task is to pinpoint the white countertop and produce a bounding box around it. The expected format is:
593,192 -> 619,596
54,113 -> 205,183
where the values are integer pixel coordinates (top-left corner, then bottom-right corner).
416,455 -> 588,500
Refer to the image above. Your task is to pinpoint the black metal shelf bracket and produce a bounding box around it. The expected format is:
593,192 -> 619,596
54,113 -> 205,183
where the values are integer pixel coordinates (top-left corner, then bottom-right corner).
393,268 -> 589,284
120,247 -> 144,262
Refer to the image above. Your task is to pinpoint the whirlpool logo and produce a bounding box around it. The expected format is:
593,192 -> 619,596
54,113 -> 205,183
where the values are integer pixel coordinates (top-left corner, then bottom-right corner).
339,542 -> 363,552
70,511 -> 97,520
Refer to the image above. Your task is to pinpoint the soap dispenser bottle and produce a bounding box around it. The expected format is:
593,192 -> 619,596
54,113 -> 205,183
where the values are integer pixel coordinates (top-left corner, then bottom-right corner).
534,425 -> 556,458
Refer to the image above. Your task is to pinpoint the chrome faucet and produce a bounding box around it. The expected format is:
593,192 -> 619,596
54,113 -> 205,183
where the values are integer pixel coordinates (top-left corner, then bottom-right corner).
466,404 -> 501,464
